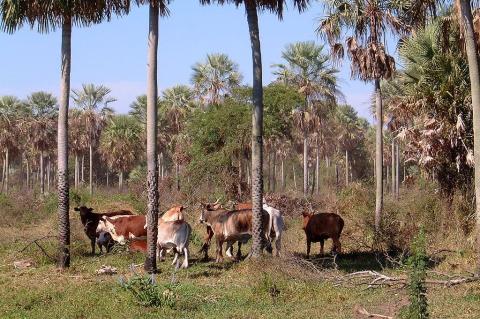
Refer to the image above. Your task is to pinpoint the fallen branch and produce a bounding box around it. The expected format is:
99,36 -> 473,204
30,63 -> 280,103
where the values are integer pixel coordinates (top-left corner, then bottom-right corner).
335,270 -> 480,289
18,235 -> 57,262
355,305 -> 393,319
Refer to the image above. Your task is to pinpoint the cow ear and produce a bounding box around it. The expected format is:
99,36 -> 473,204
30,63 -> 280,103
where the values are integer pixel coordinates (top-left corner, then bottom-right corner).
179,206 -> 184,212
88,207 -> 93,212
74,207 -> 79,212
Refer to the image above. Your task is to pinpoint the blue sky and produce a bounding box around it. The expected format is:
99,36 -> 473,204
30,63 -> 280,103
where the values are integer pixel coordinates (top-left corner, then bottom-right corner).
0,1 -> 379,121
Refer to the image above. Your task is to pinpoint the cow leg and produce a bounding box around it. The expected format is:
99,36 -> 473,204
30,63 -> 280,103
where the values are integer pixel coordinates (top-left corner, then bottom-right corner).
306,239 -> 311,258
172,248 -> 179,266
216,238 -> 224,263
274,232 -> 282,257
98,242 -> 103,254
320,239 -> 325,256
181,247 -> 189,269
225,242 -> 234,258
236,242 -> 242,260
332,237 -> 341,254
159,248 -> 166,262
201,227 -> 214,261
91,238 -> 96,255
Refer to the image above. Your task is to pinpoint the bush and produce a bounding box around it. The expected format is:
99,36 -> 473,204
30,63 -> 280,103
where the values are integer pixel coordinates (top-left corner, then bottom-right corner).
401,227 -> 429,319
119,275 -> 176,308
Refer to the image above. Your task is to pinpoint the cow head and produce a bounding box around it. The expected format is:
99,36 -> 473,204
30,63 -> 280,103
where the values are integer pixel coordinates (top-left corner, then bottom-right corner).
301,211 -> 314,230
74,206 -> 94,215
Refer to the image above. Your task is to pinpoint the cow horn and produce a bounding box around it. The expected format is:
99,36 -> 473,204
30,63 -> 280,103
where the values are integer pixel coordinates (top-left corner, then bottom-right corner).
213,198 -> 220,205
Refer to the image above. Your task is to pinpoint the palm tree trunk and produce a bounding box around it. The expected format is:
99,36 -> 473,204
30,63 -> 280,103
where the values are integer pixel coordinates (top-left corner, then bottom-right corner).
374,79 -> 384,233
303,131 -> 308,195
246,0 -> 265,257
26,160 -> 30,189
395,142 -> 400,199
144,2 -> 160,274
175,162 -> 180,191
57,17 -> 71,269
106,169 -> 109,188
458,0 -> 480,272
4,149 -> 8,193
281,157 -> 285,190
47,156 -> 51,193
386,165 -> 390,193
238,158 -> 243,198
272,151 -> 277,192
81,154 -> 84,185
315,147 -> 320,194
119,171 -> 123,189
74,154 -> 78,189
335,162 -> 339,190
40,151 -> 45,195
391,140 -> 395,198
345,150 -> 349,187
89,144 -> 93,195
293,164 -> 297,191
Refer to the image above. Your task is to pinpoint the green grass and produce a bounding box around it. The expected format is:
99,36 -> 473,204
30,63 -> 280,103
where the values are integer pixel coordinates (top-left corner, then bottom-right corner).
1,187 -> 480,318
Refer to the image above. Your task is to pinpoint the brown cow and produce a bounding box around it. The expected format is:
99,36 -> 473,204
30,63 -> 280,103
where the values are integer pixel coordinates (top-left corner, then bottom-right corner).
102,215 -> 147,245
74,206 -> 133,254
302,212 -> 344,257
199,207 -> 271,262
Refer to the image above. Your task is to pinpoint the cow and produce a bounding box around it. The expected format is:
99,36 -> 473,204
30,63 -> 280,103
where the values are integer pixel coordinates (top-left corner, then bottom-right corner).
199,207 -> 271,263
73,206 -> 133,254
161,205 -> 186,222
262,200 -> 285,257
301,212 -> 344,257
101,215 -> 147,245
157,219 -> 191,269
200,200 -> 284,258
96,231 -> 114,253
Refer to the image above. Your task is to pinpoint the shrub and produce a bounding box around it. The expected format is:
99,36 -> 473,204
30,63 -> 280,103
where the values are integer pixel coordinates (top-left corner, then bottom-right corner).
119,275 -> 176,308
402,227 -> 429,319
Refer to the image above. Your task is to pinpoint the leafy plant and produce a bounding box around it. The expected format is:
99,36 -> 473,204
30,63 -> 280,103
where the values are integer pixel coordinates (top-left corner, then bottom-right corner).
401,227 -> 429,319
119,275 -> 176,308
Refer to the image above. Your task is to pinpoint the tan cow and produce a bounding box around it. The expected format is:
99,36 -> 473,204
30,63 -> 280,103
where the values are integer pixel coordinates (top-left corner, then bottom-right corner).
199,207 -> 271,262
157,219 -> 191,269
161,205 -> 186,222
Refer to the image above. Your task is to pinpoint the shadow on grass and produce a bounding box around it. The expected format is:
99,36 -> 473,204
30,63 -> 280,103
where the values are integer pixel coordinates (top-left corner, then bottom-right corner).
293,248 -> 446,273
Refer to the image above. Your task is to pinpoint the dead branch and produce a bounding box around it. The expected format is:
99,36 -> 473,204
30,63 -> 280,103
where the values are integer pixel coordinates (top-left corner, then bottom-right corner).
18,235 -> 57,262
335,270 -> 480,289
355,305 -> 393,319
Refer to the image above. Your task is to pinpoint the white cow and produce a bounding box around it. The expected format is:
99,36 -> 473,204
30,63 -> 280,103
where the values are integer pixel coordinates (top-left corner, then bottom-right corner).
157,219 -> 191,269
263,199 -> 284,257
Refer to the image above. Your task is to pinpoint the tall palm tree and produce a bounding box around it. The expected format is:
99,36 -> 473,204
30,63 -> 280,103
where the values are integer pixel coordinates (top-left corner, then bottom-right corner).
191,53 -> 242,106
25,91 -> 58,195
69,109 -> 89,189
0,0 -> 129,268
201,0 -> 310,257
457,0 -> 480,273
273,41 -> 340,195
134,0 -> 170,274
317,0 -> 404,234
72,83 -> 115,195
99,115 -> 144,188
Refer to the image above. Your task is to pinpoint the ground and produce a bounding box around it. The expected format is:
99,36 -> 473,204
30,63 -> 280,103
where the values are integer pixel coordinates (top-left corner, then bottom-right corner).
1,189 -> 480,318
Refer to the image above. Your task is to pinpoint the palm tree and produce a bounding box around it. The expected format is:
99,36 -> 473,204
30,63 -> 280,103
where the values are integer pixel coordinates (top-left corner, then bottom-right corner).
1,0 -> 129,268
72,83 -> 115,195
134,0 -> 170,274
161,85 -> 195,190
191,53 -> 242,106
201,0 -> 310,257
25,91 -> 58,195
0,96 -> 25,192
273,41 -> 340,195
69,109 -> 89,189
457,0 -> 480,273
317,0 -> 404,234
99,115 -> 143,188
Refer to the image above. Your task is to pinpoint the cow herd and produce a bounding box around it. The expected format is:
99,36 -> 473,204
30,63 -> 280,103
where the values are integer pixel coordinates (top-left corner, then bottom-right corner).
74,200 -> 345,269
